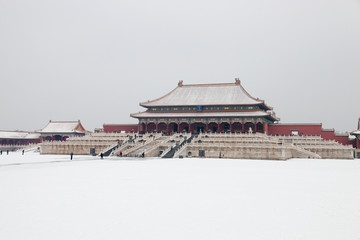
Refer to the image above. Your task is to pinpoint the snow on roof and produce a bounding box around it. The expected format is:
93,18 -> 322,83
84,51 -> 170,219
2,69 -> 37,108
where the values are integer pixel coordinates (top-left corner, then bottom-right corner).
103,124 -> 138,126
40,121 -> 86,133
351,130 -> 360,135
131,111 -> 273,118
0,131 -> 40,139
269,123 -> 322,126
140,80 -> 268,107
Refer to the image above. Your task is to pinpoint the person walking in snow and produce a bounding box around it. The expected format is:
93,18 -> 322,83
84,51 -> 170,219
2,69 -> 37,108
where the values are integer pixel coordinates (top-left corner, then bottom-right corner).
70,152 -> 73,160
100,153 -> 104,159
22,150 -> 24,155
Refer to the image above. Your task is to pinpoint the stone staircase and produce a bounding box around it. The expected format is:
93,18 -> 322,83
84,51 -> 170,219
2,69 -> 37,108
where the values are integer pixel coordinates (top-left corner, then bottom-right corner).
172,135 -> 194,158
100,142 -> 121,156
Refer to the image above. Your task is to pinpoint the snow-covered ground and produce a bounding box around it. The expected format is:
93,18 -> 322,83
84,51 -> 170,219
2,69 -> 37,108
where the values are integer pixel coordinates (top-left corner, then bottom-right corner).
1,152 -> 360,240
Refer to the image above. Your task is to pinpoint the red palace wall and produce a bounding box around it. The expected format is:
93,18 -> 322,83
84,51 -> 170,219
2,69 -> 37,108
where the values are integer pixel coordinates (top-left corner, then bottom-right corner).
268,124 -> 323,136
268,124 -> 355,147
103,124 -> 138,133
0,139 -> 40,145
334,135 -> 355,147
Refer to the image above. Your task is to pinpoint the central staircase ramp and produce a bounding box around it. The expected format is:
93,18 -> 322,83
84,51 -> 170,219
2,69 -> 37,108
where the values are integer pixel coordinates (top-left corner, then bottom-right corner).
123,134 -> 164,157
111,140 -> 136,156
172,135 -> 194,158
159,133 -> 188,158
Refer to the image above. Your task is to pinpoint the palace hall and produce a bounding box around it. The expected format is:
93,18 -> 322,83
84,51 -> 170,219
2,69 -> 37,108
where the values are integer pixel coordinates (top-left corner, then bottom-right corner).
131,79 -> 279,134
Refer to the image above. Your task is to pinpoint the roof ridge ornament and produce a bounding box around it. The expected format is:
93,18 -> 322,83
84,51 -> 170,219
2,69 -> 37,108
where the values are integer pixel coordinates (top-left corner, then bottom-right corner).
235,78 -> 241,85
178,80 -> 183,87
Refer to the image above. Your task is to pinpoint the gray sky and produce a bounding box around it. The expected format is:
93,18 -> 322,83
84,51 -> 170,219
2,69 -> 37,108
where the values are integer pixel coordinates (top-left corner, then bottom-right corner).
0,0 -> 359,133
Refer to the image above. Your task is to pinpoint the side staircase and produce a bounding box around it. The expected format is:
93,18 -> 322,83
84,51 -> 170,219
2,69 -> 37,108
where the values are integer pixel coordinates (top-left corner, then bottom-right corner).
291,144 -> 321,159
100,141 -> 121,156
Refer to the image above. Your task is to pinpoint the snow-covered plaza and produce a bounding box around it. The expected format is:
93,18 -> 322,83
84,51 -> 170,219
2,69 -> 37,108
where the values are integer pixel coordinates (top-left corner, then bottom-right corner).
1,152 -> 360,240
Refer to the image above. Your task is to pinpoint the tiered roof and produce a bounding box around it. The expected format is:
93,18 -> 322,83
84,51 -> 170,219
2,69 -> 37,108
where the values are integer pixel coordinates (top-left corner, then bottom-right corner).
140,80 -> 272,109
40,120 -> 86,134
132,79 -> 278,122
132,111 -> 272,118
0,131 -> 40,139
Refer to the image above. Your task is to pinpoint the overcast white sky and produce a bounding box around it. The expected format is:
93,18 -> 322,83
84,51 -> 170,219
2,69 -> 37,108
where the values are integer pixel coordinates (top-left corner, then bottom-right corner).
0,0 -> 359,133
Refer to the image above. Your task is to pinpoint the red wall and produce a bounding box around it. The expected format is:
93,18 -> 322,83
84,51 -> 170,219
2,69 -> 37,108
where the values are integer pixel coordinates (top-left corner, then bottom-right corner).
320,130 -> 335,140
0,139 -> 40,145
333,135 -> 355,147
103,124 -> 138,133
268,124 -> 322,136
268,123 -> 355,147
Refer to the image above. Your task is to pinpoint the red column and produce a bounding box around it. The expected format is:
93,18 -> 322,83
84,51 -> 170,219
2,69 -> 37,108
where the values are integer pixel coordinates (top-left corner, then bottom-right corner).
189,123 -> 192,133
254,123 -> 257,133
242,123 -> 245,133
167,123 -> 170,134
263,122 -> 268,134
138,122 -> 140,133
156,123 -> 159,132
177,123 -> 180,133
230,123 -> 233,133
217,123 -> 221,133
206,123 -> 209,133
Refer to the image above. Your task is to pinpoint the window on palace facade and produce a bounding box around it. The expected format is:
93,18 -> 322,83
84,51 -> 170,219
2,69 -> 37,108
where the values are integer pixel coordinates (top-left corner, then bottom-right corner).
197,106 -> 202,111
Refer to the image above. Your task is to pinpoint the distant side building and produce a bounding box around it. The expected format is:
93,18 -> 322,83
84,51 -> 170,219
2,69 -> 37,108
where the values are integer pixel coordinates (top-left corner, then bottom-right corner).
351,118 -> 360,151
39,120 -> 87,142
0,130 -> 40,145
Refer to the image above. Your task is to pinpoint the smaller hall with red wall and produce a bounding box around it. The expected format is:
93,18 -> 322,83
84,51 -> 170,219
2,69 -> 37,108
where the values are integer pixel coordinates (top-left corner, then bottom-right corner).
39,120 -> 87,142
0,131 -> 40,145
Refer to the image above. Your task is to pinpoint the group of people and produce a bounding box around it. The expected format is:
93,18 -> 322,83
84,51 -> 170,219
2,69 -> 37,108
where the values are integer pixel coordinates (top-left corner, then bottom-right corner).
0,150 -> 19,155
0,150 -> 8,155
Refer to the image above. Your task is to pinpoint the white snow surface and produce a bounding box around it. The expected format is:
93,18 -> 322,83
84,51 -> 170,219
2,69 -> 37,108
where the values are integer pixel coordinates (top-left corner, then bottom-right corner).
1,152 -> 360,240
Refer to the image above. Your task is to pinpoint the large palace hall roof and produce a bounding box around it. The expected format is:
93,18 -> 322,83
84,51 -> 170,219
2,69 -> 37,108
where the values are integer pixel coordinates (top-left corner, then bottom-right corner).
140,80 -> 271,108
131,111 -> 271,118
